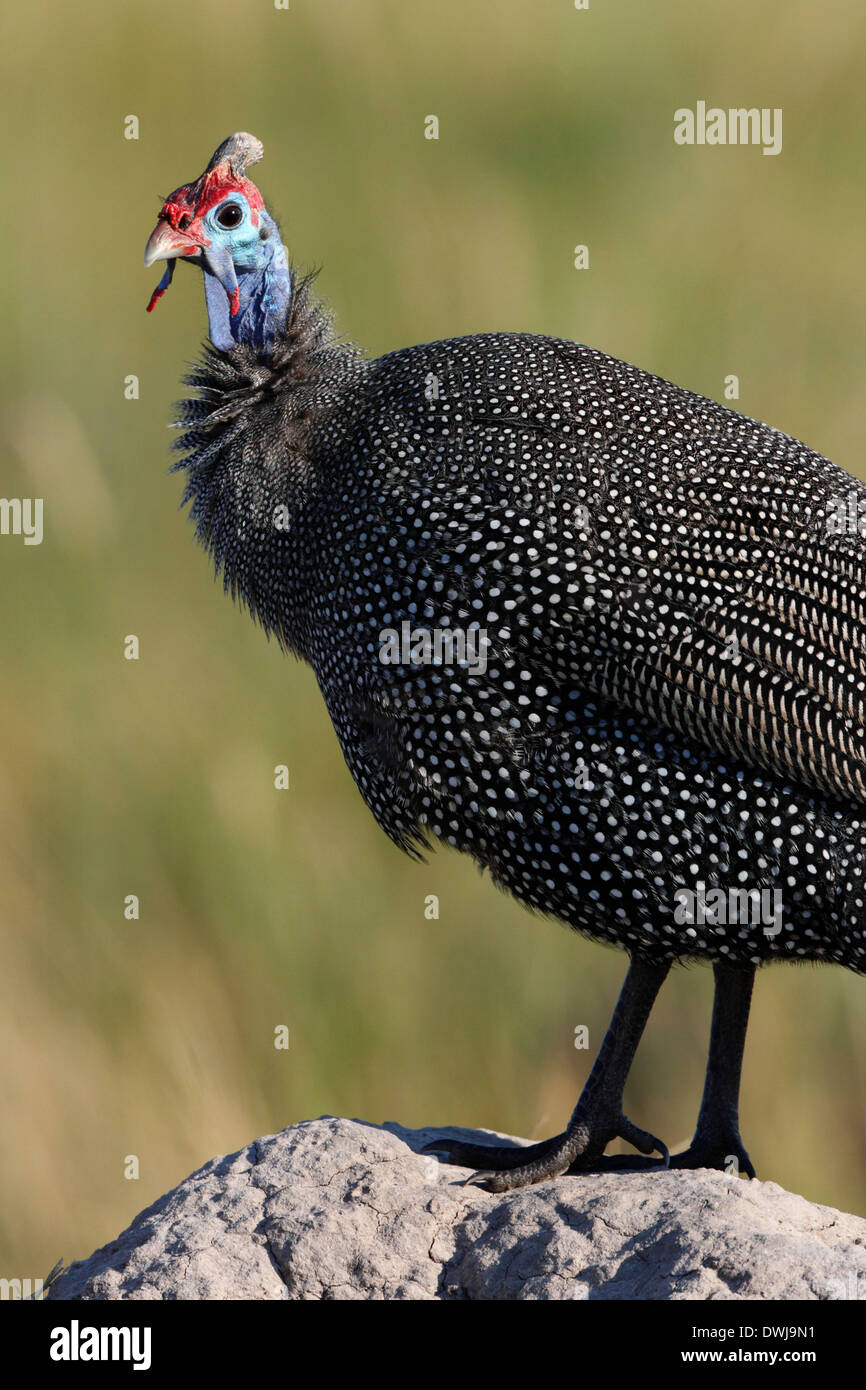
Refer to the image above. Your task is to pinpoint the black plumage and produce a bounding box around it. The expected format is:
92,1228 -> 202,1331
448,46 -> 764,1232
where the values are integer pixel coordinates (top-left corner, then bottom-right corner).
151,136 -> 865,1191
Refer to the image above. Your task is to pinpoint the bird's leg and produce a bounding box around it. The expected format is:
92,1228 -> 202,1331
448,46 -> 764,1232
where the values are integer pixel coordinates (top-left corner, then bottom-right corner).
671,960 -> 756,1177
424,954 -> 671,1191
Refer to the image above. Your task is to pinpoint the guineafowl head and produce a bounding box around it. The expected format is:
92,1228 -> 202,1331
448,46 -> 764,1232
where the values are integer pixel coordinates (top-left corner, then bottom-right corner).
144,132 -> 290,352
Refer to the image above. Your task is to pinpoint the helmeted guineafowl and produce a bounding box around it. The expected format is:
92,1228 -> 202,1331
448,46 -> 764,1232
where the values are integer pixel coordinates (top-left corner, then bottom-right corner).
145,133 -> 865,1191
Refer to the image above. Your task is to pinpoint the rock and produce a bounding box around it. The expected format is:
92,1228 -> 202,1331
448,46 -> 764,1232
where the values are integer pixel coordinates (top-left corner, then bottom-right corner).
48,1117 -> 866,1300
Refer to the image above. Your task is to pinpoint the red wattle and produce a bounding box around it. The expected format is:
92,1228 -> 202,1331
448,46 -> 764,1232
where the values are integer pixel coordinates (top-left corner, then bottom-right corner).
229,287 -> 240,317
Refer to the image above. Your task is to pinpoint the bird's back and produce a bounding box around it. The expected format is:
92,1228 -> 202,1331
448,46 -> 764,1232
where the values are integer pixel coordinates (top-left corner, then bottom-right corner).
342,332 -> 866,798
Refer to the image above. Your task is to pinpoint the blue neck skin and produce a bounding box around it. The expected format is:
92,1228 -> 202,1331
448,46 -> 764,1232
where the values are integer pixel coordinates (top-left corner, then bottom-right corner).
203,221 -> 291,353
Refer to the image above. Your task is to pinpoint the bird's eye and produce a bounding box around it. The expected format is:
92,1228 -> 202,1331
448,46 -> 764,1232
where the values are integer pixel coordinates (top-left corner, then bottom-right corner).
216,202 -> 243,230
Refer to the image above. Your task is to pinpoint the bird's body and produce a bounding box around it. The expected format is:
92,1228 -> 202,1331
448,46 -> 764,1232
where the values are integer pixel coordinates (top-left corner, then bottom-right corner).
178,297 -> 866,976
148,135 -> 865,1190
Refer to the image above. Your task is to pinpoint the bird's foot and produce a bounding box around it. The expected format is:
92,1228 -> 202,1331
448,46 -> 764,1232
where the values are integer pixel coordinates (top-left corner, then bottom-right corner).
423,1111 -> 669,1192
670,1130 -> 755,1179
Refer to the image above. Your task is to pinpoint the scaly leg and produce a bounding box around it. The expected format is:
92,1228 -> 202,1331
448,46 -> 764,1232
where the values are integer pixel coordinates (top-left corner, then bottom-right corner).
424,954 -> 671,1191
671,960 -> 756,1177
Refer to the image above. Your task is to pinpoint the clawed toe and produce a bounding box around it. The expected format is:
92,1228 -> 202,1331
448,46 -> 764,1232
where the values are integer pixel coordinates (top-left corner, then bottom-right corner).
423,1111 -> 669,1192
617,1115 -> 670,1164
671,1136 -> 755,1178
422,1132 -> 575,1190
421,1133 -> 560,1171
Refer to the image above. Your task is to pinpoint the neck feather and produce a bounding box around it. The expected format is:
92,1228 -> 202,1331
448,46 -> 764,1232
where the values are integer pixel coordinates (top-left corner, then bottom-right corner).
172,273 -> 365,652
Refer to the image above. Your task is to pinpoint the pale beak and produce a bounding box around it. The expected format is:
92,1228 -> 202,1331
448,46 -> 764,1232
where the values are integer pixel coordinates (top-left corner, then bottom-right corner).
144,218 -> 208,312
143,219 -> 203,267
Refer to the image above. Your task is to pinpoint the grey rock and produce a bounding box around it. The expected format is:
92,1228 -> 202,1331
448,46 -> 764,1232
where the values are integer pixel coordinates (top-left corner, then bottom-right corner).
47,1117 -> 866,1300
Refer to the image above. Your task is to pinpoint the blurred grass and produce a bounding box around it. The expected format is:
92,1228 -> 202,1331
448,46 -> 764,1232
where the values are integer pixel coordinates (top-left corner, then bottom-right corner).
0,0 -> 864,1276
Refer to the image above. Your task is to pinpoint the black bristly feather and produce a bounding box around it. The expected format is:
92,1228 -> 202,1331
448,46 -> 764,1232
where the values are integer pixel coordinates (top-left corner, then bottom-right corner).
172,269 -> 866,974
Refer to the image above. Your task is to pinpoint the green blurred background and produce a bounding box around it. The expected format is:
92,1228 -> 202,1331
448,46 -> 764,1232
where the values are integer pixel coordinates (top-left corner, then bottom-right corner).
1,0 -> 864,1277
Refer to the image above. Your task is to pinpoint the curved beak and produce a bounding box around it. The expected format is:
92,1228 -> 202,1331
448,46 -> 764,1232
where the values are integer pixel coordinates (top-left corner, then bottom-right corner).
143,218 -> 204,268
